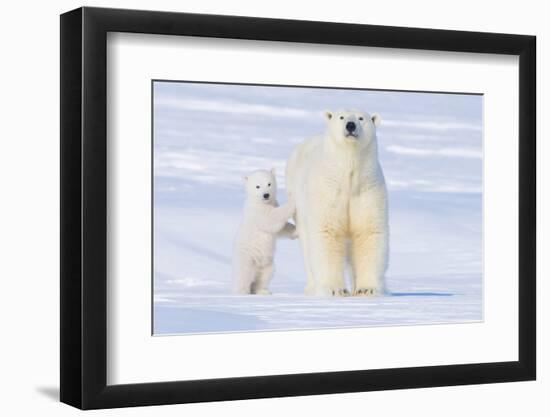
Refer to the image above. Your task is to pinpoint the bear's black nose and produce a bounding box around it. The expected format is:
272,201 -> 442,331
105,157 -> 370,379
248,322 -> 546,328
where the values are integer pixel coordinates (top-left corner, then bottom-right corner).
346,121 -> 356,132
263,193 -> 270,199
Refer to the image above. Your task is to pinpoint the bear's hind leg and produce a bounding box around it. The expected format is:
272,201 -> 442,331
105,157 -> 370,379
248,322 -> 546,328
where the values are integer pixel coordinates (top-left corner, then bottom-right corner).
233,258 -> 257,295
251,264 -> 273,295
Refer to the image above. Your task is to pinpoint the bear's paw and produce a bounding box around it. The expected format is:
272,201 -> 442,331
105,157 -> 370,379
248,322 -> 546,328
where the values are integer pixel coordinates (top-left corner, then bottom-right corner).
316,286 -> 349,297
353,287 -> 383,296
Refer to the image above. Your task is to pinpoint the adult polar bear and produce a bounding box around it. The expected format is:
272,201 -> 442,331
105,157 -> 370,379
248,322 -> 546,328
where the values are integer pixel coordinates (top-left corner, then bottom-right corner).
286,109 -> 389,296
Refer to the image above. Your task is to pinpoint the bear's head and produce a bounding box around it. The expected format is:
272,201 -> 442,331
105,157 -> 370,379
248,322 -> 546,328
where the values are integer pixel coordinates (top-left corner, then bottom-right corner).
243,168 -> 277,204
324,109 -> 381,147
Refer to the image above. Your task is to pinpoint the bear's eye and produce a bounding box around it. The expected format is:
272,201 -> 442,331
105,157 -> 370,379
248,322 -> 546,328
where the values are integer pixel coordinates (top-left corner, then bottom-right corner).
256,185 -> 260,189
359,117 -> 364,121
268,183 -> 271,187
339,116 -> 344,120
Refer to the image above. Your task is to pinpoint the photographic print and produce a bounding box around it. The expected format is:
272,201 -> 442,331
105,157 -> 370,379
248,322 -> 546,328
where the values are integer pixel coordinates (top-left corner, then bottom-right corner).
152,81 -> 482,335
60,8 -> 536,408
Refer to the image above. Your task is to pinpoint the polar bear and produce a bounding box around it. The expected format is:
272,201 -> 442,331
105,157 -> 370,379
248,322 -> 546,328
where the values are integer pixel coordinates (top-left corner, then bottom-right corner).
232,169 -> 296,295
286,109 -> 388,296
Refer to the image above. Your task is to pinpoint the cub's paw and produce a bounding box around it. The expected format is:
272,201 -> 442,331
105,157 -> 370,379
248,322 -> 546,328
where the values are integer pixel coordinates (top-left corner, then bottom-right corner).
353,287 -> 383,296
254,289 -> 272,296
290,229 -> 299,240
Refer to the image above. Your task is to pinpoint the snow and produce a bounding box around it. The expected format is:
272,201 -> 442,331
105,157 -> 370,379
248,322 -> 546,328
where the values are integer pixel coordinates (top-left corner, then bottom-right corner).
152,81 -> 483,335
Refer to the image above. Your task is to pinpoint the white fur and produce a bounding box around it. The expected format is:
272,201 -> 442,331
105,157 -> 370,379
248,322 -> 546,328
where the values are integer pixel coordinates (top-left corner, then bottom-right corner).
233,169 -> 296,294
286,109 -> 389,296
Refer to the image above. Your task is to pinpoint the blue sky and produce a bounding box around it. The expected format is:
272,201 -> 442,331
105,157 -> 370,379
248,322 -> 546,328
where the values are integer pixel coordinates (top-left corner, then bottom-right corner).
153,81 -> 482,201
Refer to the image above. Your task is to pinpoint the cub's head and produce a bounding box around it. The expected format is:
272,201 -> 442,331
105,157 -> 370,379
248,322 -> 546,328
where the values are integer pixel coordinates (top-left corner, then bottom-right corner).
324,109 -> 381,147
243,168 -> 277,204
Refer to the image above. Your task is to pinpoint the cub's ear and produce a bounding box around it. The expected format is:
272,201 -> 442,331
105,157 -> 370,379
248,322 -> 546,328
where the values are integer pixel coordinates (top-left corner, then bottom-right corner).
324,110 -> 333,121
242,175 -> 248,184
371,113 -> 381,127
270,167 -> 276,176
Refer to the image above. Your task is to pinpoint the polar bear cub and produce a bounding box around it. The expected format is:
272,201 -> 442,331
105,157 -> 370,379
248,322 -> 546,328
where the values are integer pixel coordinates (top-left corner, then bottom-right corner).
286,109 -> 389,297
233,169 -> 296,295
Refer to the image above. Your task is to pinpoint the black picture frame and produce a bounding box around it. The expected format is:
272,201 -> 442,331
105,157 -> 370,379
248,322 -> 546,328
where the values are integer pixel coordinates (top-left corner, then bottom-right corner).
60,6 -> 536,410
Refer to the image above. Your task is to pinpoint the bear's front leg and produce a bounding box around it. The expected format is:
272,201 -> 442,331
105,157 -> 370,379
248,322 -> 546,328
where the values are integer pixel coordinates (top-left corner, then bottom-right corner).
266,200 -> 296,234
350,230 -> 388,296
296,216 -> 316,295
310,231 -> 348,296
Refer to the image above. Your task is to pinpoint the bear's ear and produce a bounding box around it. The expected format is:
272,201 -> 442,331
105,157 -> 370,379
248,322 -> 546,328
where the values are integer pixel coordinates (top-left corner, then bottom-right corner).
371,113 -> 381,127
270,167 -> 276,176
324,110 -> 333,121
242,175 -> 248,184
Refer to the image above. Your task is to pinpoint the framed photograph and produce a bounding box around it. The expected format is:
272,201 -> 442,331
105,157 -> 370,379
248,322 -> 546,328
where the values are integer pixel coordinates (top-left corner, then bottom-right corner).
60,6 -> 536,410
